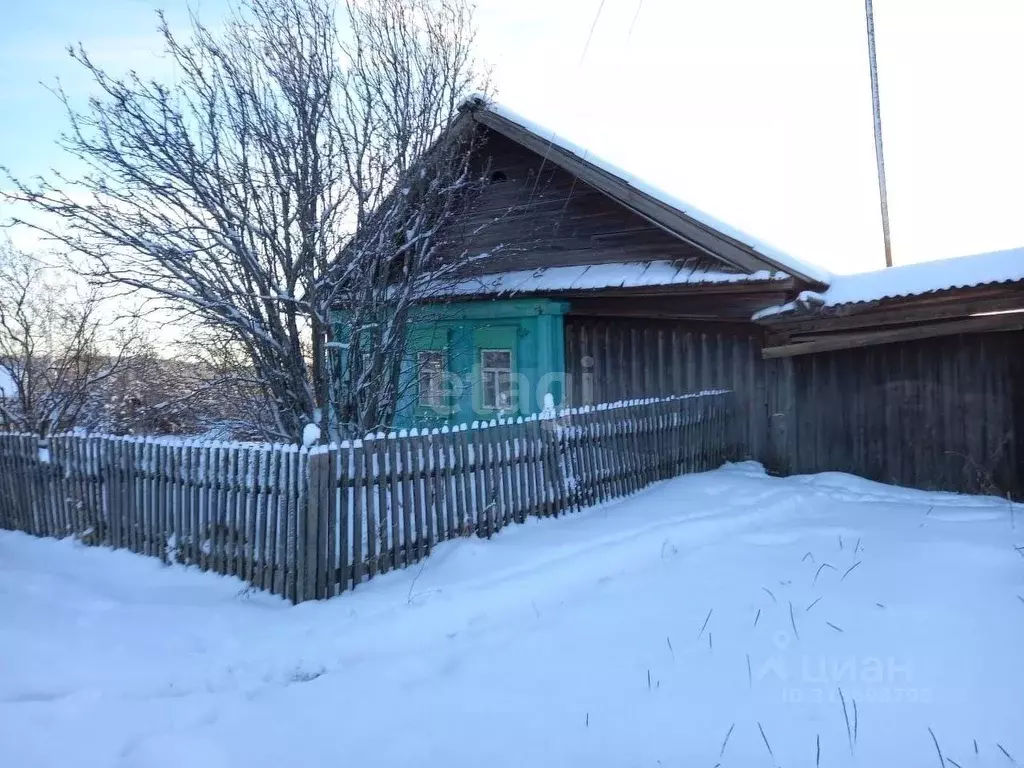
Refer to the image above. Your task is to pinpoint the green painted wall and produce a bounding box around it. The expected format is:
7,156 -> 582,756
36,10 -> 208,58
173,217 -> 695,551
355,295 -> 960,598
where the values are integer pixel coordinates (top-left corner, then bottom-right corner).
335,299 -> 569,429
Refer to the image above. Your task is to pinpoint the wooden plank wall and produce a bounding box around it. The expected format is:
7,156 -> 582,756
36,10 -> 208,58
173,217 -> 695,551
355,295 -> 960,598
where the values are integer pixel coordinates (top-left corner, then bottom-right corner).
566,318 -> 1022,499
0,392 -> 738,602
448,130 -> 728,275
565,317 -> 769,461
775,330 -> 1023,498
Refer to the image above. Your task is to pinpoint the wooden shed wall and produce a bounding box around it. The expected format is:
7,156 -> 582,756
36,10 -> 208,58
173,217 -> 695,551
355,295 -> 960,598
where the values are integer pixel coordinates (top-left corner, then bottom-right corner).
564,318 -> 1022,498
564,317 -> 770,461
773,330 -> 1023,499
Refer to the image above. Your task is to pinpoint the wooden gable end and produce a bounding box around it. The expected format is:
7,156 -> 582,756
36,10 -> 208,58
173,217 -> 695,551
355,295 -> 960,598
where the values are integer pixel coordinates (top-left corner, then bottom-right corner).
450,128 -> 736,277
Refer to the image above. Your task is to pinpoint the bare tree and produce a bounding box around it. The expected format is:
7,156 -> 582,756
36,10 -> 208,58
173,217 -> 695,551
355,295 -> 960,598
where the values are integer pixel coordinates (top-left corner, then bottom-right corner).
97,348 -> 242,438
178,327 -> 303,440
4,0 -> 490,442
0,241 -> 140,435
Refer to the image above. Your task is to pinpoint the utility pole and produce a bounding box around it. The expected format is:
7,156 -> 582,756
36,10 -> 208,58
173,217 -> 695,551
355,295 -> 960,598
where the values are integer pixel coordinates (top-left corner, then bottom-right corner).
864,0 -> 893,268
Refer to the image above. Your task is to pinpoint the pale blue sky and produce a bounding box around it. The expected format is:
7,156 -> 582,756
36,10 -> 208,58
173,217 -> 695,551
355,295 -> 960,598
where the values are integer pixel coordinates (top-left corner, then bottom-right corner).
3,0 -> 1023,274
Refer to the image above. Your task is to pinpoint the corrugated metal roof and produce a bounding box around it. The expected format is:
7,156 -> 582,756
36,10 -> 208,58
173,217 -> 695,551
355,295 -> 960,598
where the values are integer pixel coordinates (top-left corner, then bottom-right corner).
441,260 -> 789,298
820,247 -> 1024,306
754,247 -> 1024,320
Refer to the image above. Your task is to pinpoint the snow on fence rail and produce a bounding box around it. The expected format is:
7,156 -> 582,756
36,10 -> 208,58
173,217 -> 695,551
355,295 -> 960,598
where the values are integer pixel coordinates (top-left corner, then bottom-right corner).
0,391 -> 737,602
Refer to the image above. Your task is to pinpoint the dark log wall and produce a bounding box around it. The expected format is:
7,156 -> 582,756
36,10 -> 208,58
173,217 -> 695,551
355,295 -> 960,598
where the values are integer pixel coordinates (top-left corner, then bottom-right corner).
565,318 -> 1023,498
564,317 -> 770,461
453,130 -> 731,276
775,330 -> 1024,498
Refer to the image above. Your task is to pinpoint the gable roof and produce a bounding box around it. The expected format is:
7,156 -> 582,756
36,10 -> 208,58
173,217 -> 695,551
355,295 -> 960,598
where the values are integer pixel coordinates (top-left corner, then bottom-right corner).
460,95 -> 831,288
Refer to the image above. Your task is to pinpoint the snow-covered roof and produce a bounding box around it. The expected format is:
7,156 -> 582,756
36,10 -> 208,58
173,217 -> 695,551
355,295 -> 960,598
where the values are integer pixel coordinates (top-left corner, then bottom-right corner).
754,247 -> 1024,320
443,260 -> 789,298
462,95 -> 832,287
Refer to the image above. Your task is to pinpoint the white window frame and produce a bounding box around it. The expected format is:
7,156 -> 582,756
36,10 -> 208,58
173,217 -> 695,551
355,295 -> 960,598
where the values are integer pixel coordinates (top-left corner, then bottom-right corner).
417,350 -> 447,408
480,348 -> 514,410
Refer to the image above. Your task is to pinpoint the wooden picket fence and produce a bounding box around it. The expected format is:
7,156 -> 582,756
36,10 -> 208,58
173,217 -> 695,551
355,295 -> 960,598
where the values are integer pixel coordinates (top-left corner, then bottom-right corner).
0,391 -> 737,602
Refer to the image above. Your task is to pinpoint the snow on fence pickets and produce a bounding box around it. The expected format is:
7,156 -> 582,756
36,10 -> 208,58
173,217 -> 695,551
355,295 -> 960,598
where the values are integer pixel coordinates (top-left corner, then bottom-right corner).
0,391 -> 737,602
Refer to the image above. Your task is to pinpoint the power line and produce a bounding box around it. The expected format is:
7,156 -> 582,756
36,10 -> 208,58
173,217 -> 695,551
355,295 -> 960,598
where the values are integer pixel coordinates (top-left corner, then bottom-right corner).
527,0 -> 617,230
626,0 -> 644,44
527,0 -> 609,204
558,0 -> 643,227
580,0 -> 608,64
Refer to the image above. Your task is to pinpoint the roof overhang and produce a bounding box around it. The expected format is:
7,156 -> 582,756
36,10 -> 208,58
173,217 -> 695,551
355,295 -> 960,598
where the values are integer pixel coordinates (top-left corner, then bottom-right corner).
757,281 -> 1024,358
422,278 -> 796,323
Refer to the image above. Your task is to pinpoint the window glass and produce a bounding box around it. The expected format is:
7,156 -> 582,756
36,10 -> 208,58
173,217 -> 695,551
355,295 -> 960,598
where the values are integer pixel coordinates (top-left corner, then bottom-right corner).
417,351 -> 446,408
480,349 -> 513,409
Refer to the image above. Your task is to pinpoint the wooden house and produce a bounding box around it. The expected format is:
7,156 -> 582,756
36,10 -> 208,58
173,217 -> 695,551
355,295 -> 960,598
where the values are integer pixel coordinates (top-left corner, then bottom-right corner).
366,96 -> 1023,497
388,97 -> 825,447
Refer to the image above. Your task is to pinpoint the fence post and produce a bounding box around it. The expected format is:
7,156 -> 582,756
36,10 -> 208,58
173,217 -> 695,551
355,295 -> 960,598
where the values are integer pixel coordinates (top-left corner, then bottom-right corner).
483,423 -> 497,534
376,435 -> 391,570
300,448 -> 324,603
312,448 -> 327,598
386,435 -> 401,571
470,424 -> 487,535
351,439 -> 365,587
540,415 -> 563,516
290,447 -> 307,602
263,446 -> 281,594
0,437 -> 13,530
338,444 -> 351,592
103,438 -> 118,548
380,433 -> 395,555
323,445 -> 338,597
283,445 -> 299,601
399,433 -> 414,569
455,426 -> 471,535
364,436 -> 378,577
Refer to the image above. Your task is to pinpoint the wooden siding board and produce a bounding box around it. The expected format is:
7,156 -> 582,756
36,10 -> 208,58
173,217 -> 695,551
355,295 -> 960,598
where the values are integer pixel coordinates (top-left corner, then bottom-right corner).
447,131 -> 737,277
566,316 -> 775,463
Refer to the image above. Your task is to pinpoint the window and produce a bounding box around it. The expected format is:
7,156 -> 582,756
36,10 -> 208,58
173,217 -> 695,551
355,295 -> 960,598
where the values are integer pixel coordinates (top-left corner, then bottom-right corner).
417,351 -> 446,408
480,349 -> 514,410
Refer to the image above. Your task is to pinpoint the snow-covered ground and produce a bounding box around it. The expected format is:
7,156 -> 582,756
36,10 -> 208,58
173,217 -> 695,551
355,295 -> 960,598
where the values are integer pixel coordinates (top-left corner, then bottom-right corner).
2,463 -> 1022,768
